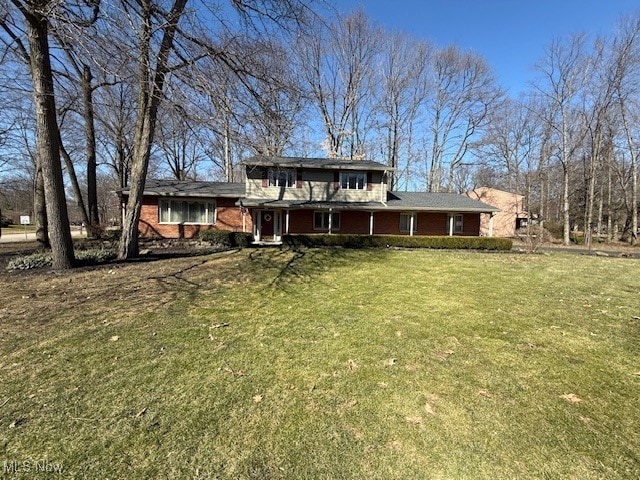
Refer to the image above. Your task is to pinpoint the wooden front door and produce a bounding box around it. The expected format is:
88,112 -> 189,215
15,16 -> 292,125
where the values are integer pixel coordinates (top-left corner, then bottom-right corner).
261,210 -> 274,238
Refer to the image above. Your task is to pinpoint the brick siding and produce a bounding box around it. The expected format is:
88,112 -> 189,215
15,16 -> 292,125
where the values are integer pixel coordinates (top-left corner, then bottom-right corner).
137,196 -> 251,239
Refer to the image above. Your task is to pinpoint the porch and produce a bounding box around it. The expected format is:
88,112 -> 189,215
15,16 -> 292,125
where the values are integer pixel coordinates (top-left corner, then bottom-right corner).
251,208 -> 491,242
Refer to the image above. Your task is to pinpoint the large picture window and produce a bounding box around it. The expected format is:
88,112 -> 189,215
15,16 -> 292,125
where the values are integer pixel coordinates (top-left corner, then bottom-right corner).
340,171 -> 366,190
159,199 -> 215,224
313,211 -> 340,231
268,168 -> 295,188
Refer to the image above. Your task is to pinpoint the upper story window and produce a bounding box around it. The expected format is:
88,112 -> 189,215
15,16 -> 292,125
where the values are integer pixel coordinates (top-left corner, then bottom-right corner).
340,171 -> 366,190
268,168 -> 295,188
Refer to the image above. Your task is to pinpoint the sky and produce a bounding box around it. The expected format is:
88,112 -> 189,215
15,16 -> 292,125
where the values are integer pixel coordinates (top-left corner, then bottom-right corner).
334,0 -> 638,97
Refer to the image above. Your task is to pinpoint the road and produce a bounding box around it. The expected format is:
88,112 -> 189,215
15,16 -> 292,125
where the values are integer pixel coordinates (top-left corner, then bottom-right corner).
0,227 -> 87,243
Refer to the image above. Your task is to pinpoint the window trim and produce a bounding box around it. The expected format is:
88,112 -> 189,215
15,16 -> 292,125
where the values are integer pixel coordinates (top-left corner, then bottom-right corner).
313,211 -> 341,231
339,171 -> 367,190
268,168 -> 296,188
399,213 -> 417,233
448,213 -> 463,234
158,199 -> 216,225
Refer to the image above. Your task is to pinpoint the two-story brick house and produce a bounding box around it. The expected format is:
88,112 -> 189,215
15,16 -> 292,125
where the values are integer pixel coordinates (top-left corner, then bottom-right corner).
119,156 -> 499,241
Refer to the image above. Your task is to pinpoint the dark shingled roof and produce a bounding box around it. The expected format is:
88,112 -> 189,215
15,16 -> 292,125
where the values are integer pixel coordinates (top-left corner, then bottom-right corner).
239,199 -> 386,209
386,191 -> 500,212
244,155 -> 392,171
118,179 -> 245,198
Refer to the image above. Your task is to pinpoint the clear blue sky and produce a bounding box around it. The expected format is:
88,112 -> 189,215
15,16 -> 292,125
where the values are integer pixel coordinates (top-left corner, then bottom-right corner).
334,0 -> 638,97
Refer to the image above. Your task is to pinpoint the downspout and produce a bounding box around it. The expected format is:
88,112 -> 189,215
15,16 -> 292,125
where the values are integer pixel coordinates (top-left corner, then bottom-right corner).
381,170 -> 388,205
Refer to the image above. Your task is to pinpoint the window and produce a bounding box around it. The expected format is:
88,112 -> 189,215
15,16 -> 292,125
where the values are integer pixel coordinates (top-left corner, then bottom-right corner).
340,171 -> 366,190
159,199 -> 215,224
314,211 -> 340,231
400,213 -> 417,232
448,214 -> 463,233
268,168 -> 295,188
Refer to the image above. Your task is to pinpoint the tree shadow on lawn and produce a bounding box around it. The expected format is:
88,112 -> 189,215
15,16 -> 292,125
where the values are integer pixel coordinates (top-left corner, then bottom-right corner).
247,245 -> 392,290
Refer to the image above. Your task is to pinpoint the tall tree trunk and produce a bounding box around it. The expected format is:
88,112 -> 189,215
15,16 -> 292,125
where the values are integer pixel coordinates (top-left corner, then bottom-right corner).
25,9 -> 74,268
33,160 -> 49,249
116,130 -> 128,188
585,132 -> 598,250
59,138 -> 91,230
224,120 -> 232,182
607,159 -> 613,241
82,64 -> 100,228
596,174 -> 604,243
538,173 -> 545,239
632,151 -> 638,245
562,165 -> 570,245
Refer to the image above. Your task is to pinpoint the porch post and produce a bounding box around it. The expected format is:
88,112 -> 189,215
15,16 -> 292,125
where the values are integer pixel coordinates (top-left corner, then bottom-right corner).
488,212 -> 494,237
328,208 -> 333,234
369,211 -> 374,235
409,213 -> 415,236
285,209 -> 290,234
255,211 -> 261,242
448,214 -> 454,236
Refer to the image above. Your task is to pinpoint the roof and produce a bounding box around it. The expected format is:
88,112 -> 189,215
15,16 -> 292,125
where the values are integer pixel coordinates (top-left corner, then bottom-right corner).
118,179 -> 245,198
386,191 -> 500,213
240,191 -> 499,213
239,199 -> 386,210
243,155 -> 392,171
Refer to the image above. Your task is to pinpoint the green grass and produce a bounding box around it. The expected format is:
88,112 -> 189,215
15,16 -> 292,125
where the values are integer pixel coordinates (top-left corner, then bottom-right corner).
0,248 -> 638,478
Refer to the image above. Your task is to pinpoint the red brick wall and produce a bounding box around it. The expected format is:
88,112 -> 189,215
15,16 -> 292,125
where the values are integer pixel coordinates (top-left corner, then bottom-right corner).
341,211 -> 370,234
288,209 -> 314,233
416,212 -> 448,235
137,196 -> 252,239
371,211 -> 402,235
462,213 -> 480,236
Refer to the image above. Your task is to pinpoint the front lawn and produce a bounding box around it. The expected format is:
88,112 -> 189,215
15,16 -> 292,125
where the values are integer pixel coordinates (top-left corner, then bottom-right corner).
0,248 -> 638,478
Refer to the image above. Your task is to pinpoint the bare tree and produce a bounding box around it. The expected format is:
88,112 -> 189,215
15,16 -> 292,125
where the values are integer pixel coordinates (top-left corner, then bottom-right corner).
117,0 -> 189,259
609,16 -> 640,244
376,32 -> 430,190
300,8 -> 380,158
156,101 -> 207,180
533,34 -> 589,245
237,39 -> 307,156
96,82 -> 136,189
427,46 -> 502,192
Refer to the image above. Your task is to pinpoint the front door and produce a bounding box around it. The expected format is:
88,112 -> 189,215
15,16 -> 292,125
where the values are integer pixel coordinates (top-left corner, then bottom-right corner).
261,210 -> 275,239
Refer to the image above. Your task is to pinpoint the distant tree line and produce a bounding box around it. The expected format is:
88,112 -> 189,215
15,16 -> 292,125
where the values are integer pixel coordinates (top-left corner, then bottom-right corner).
0,2 -> 639,267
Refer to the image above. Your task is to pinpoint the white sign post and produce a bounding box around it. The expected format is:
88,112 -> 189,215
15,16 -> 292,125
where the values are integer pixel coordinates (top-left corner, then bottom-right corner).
20,215 -> 30,239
